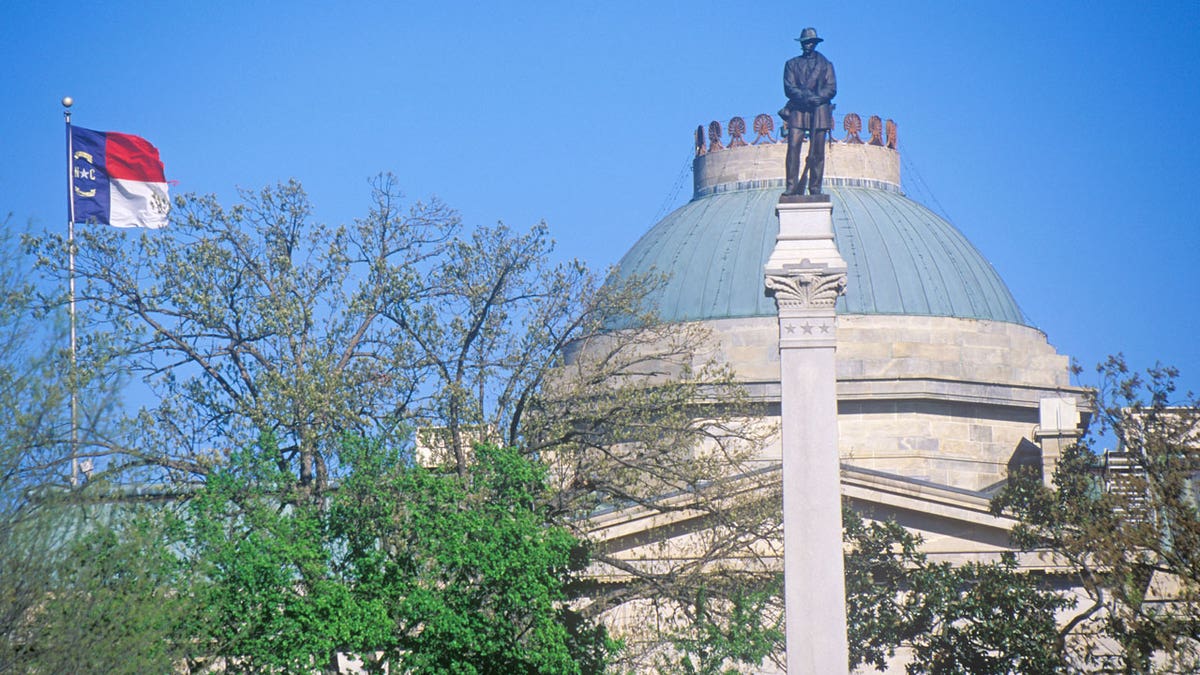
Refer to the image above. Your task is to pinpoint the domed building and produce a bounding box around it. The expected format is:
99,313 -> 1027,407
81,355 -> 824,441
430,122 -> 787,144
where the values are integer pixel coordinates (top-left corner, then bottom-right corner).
618,114 -> 1083,514
619,114 -> 1084,492
586,114 -> 1089,670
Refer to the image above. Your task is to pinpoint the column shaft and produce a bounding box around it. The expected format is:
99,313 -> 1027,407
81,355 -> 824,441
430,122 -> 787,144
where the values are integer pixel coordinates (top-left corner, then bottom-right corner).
766,198 -> 849,675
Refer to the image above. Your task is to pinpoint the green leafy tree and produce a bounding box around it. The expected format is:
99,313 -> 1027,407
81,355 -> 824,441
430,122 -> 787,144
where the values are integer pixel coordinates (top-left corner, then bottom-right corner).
0,218 -> 61,667
902,554 -> 1068,674
352,441 -> 614,673
0,222 -> 69,503
186,436 -> 613,673
845,507 -> 1068,675
654,506 -> 1067,674
1,219 -> 183,673
655,581 -> 783,675
843,510 -> 921,670
185,434 -> 384,673
3,503 -> 195,674
993,356 -> 1200,673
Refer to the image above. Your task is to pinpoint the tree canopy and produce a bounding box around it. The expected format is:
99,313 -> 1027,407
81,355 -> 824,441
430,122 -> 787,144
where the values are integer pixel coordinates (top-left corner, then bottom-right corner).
16,178 -> 772,670
994,356 -> 1200,672
183,437 -> 612,673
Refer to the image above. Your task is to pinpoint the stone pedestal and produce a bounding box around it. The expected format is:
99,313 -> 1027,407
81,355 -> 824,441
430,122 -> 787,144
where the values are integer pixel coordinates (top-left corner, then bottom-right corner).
765,197 -> 849,675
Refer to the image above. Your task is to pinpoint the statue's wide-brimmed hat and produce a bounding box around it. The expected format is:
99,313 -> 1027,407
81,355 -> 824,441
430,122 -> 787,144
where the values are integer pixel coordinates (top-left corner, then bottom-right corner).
796,27 -> 823,44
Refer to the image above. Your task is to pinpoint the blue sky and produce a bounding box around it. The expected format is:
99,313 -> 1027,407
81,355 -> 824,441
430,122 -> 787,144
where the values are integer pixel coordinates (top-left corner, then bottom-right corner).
3,1 -> 1199,424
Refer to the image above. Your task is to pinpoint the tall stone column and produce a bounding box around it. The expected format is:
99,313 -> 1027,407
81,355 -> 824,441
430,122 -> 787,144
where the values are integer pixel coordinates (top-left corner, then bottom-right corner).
764,196 -> 849,675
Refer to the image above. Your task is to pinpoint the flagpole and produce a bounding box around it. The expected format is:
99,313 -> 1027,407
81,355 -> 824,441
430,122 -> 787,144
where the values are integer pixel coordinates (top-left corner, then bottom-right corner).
63,96 -> 78,488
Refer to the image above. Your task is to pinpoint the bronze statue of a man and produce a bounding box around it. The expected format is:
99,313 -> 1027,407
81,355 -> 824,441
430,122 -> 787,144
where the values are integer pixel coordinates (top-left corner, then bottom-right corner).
781,27 -> 837,196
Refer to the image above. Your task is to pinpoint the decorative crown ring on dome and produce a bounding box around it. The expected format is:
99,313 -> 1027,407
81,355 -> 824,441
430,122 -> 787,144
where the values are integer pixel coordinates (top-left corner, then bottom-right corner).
694,113 -> 897,157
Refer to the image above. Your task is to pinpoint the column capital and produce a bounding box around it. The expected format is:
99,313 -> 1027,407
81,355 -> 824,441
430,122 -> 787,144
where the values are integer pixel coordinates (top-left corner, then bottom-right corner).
765,266 -> 847,312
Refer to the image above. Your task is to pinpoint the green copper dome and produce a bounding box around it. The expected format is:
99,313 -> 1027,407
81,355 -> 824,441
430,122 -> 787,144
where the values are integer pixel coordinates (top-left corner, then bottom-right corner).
617,183 -> 1027,325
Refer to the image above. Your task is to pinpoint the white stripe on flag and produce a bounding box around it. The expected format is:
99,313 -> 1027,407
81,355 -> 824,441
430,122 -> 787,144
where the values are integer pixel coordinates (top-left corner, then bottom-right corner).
109,178 -> 170,229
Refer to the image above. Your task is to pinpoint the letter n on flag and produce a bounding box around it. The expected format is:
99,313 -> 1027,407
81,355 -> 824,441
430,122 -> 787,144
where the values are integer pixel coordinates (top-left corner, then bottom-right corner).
71,127 -> 169,228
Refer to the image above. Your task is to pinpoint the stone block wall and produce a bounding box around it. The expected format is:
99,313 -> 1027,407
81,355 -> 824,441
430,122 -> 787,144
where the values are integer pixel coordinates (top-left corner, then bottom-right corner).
700,314 -> 1082,490
836,315 -> 1072,388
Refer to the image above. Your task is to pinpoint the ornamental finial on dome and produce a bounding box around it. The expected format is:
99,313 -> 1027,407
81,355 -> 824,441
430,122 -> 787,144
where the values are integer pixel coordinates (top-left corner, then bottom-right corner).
708,121 -> 725,153
752,114 -> 775,144
843,113 -> 863,144
728,117 -> 748,148
868,115 -> 885,146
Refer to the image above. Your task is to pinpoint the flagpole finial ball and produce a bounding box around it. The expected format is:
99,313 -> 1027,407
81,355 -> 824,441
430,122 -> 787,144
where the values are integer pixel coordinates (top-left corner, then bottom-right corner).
62,96 -> 73,108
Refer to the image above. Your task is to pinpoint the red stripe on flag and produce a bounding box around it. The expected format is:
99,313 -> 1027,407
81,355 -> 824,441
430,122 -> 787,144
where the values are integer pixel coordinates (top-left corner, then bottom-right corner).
105,132 -> 166,182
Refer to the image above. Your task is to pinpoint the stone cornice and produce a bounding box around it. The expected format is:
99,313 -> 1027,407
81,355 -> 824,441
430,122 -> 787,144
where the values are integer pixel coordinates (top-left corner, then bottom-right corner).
736,377 -> 1093,411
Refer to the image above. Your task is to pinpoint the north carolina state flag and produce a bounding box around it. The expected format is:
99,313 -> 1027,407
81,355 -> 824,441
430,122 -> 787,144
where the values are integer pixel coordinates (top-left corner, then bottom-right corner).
70,126 -> 169,228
